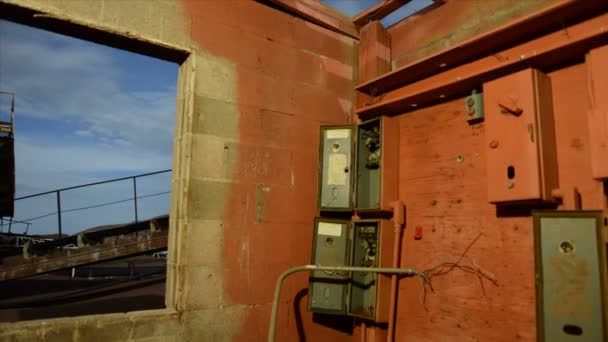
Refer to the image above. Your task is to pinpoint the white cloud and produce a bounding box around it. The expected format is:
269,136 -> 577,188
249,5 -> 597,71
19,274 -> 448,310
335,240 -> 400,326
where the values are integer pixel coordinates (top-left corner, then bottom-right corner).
0,20 -> 176,234
75,130 -> 93,137
0,20 -> 176,190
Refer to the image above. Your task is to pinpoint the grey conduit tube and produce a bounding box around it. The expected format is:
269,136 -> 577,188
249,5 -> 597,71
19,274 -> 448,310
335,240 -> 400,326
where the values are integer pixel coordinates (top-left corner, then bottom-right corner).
267,265 -> 420,342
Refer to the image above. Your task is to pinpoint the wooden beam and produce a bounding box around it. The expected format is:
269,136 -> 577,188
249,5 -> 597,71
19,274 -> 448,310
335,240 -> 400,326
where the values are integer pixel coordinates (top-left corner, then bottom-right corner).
356,0 -> 608,96
261,0 -> 359,39
358,21 -> 391,109
353,0 -> 411,28
355,12 -> 608,120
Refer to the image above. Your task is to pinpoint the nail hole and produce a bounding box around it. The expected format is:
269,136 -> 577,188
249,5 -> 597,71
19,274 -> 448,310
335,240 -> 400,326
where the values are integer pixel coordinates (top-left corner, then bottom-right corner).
563,324 -> 583,336
507,165 -> 515,179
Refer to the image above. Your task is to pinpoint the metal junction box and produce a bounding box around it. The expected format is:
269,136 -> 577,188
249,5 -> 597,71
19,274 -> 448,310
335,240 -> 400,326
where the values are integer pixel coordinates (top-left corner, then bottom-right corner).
484,68 -> 558,204
317,117 -> 398,212
318,126 -> 354,211
308,218 -> 393,322
355,117 -> 398,212
533,211 -> 607,342
586,45 -> 608,180
309,218 -> 351,315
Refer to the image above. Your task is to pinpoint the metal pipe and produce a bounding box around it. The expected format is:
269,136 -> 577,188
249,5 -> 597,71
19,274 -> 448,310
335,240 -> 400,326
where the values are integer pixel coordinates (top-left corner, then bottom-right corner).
56,191 -> 62,250
361,321 -> 367,342
267,264 -> 419,342
15,169 -> 171,200
133,177 -> 138,223
387,201 -> 405,342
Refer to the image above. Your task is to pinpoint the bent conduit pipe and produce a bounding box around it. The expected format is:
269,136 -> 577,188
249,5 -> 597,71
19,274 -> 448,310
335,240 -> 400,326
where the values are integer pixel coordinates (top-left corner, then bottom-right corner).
267,265 -> 420,342
387,201 -> 405,342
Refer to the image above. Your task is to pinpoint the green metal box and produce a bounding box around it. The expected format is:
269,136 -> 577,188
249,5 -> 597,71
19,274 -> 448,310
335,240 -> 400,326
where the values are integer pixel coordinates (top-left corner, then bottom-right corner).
534,211 -> 607,342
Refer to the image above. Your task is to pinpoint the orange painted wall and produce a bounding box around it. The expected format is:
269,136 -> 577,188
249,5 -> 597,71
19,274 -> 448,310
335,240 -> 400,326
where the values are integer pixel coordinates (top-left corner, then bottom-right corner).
391,61 -> 605,342
362,1 -> 607,341
183,1 -> 357,341
181,1 -> 605,341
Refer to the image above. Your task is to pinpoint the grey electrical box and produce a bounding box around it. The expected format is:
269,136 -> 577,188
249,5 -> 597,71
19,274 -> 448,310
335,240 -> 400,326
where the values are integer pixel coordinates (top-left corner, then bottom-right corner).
355,119 -> 382,210
348,221 -> 380,320
317,118 -> 397,213
533,211 -> 607,342
465,90 -> 484,124
309,218 -> 351,314
318,126 -> 354,211
308,219 -> 392,322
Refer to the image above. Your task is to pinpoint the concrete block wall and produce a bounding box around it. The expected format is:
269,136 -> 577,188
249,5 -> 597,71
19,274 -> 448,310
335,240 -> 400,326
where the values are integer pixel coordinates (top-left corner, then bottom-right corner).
0,0 -> 357,341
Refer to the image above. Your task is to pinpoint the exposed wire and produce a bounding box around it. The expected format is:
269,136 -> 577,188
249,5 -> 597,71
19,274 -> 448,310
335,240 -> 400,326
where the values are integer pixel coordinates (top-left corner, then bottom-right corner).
417,233 -> 498,311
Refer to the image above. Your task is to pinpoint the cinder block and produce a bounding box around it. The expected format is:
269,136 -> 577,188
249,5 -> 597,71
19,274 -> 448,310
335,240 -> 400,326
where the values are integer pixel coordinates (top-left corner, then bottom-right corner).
182,266 -> 224,310
183,219 -> 224,268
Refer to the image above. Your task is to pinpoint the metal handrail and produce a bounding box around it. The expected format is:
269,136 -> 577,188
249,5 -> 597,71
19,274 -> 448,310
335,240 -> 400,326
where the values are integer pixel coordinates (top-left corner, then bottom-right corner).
15,169 -> 171,200
11,169 -> 171,244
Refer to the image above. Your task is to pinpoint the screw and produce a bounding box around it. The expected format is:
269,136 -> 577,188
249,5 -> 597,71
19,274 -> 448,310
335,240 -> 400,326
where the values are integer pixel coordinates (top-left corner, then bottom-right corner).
507,181 -> 514,189
456,155 -> 464,163
489,140 -> 499,149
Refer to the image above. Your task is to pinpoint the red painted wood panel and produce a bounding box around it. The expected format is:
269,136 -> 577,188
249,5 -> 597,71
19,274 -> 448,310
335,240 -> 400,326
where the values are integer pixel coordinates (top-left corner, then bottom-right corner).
393,62 -> 605,341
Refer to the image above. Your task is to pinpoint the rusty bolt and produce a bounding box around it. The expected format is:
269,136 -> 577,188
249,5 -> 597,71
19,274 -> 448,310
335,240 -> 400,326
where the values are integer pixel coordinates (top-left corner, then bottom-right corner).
489,140 -> 499,149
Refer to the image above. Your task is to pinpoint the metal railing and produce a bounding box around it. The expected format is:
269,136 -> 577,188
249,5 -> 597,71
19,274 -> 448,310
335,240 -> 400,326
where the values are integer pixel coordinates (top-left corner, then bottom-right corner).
1,169 -> 171,241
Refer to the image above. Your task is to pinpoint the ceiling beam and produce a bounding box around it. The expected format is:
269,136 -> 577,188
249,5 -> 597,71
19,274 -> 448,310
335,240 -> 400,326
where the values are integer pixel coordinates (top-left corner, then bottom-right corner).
260,0 -> 359,39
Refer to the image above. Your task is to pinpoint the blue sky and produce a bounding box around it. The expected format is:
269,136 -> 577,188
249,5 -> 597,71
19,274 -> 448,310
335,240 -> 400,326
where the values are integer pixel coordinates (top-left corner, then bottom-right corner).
322,0 -> 433,27
0,1 -> 430,235
0,19 -> 177,235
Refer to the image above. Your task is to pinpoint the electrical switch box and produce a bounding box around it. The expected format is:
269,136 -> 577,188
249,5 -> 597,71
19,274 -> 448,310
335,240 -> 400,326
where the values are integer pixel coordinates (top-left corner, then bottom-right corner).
348,220 -> 393,322
533,211 -> 607,342
355,117 -> 398,212
317,118 -> 398,212
483,68 -> 558,204
309,218 -> 351,315
586,46 -> 608,179
318,126 -> 354,211
308,218 -> 393,322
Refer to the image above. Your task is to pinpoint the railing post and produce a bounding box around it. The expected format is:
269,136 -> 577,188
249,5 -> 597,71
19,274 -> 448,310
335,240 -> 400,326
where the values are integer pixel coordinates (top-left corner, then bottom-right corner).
133,177 -> 138,223
57,191 -> 63,251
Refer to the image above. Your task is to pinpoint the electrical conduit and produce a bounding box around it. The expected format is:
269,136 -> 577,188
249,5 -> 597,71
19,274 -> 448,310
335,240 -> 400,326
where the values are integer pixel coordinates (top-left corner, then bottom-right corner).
387,201 -> 405,342
267,265 -> 419,342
